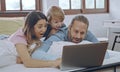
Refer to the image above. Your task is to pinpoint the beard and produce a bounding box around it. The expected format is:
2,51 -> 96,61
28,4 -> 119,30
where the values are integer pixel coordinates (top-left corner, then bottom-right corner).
71,37 -> 83,43
68,29 -> 83,43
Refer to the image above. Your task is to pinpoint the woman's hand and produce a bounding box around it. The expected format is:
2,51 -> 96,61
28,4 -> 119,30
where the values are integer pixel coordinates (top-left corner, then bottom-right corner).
16,56 -> 23,64
53,58 -> 61,68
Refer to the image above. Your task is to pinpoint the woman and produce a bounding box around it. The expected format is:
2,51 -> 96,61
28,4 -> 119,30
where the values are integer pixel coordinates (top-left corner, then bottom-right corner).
8,11 -> 61,68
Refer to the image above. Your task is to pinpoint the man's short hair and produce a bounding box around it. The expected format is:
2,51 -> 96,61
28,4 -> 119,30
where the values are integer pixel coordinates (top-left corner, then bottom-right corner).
71,15 -> 89,28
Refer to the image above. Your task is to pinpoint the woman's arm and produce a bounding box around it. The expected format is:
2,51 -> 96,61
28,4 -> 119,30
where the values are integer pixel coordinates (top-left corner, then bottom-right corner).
16,56 -> 23,64
15,43 -> 61,68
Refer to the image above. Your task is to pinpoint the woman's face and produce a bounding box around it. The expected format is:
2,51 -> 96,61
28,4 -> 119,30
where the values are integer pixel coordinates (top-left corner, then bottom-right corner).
50,17 -> 63,30
34,19 -> 47,39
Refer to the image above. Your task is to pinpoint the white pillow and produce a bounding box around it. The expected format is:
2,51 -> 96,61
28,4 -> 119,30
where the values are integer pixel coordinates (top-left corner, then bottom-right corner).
47,40 -> 92,58
0,40 -> 17,67
0,55 -> 16,67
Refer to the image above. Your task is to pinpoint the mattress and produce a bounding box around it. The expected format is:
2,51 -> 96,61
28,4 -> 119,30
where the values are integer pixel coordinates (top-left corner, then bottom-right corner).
0,40 -> 120,72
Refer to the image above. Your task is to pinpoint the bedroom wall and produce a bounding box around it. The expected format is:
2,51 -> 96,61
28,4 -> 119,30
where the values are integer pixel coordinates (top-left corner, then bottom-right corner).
109,0 -> 120,19
108,0 -> 120,50
42,0 -> 111,38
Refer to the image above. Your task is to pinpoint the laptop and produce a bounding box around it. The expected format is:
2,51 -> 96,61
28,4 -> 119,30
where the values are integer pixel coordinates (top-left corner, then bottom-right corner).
60,42 -> 108,71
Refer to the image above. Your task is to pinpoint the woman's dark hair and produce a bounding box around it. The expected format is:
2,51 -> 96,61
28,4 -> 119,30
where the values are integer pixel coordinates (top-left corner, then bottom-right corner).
23,11 -> 47,44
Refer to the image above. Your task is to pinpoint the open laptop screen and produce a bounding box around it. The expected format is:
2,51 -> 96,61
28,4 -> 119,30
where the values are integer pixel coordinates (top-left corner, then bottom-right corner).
61,42 -> 108,67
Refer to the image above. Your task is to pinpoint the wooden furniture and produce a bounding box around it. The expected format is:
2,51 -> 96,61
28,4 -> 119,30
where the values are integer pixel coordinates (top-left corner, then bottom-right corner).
104,20 -> 120,50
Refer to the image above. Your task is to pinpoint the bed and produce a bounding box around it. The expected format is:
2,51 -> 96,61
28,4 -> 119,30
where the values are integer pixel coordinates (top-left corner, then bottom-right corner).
0,39 -> 120,72
0,50 -> 120,72
0,40 -> 90,72
0,64 -> 65,72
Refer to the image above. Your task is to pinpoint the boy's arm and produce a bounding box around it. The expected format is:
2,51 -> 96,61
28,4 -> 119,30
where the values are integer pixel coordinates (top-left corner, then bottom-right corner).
31,31 -> 65,59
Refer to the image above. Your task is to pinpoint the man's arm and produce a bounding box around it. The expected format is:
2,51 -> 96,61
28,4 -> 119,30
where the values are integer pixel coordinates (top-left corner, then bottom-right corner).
84,30 -> 99,43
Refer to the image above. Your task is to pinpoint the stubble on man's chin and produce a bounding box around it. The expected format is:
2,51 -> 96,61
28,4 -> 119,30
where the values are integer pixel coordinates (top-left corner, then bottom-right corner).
72,38 -> 83,43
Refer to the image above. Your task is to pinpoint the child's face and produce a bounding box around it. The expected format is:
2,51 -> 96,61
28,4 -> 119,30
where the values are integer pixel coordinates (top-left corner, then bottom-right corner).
50,17 -> 63,30
34,19 -> 47,39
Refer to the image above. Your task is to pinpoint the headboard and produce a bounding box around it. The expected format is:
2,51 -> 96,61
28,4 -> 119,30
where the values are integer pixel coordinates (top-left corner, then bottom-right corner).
0,17 -> 24,35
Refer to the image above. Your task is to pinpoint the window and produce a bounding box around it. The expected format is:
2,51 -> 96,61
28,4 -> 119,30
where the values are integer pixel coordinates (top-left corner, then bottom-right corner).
59,0 -> 109,15
0,0 -> 42,17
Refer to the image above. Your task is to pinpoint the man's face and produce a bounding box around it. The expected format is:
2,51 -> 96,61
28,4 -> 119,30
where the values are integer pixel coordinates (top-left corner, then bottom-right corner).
68,20 -> 88,43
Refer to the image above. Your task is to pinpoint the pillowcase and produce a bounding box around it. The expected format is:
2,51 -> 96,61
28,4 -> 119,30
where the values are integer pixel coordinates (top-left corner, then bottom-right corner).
0,40 -> 17,67
47,40 -> 92,58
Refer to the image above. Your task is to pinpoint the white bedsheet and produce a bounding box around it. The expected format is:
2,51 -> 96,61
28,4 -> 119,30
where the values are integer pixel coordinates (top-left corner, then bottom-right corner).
47,41 -> 92,58
1,40 -> 120,72
0,50 -> 120,72
0,40 -> 92,72
0,40 -> 17,67
0,64 -> 68,72
103,50 -> 120,65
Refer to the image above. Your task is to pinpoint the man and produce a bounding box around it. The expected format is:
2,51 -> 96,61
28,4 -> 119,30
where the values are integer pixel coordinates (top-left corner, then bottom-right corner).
32,15 -> 99,60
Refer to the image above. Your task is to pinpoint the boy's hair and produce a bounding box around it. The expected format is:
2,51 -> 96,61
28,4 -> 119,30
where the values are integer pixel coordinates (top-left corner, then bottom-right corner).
70,15 -> 89,28
47,6 -> 65,22
23,11 -> 47,44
